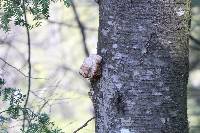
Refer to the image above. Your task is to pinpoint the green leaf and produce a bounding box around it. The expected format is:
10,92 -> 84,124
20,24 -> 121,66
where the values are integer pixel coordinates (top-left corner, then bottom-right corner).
0,0 -> 71,31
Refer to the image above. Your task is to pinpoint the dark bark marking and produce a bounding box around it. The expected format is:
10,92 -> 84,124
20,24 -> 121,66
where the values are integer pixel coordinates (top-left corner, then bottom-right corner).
115,92 -> 125,115
140,33 -> 160,64
146,33 -> 159,54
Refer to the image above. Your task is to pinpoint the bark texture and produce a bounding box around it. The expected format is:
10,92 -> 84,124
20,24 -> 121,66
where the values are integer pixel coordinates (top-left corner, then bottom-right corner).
91,0 -> 191,133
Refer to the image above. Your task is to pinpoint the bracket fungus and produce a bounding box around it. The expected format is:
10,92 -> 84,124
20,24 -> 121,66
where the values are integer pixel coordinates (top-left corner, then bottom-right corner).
79,54 -> 102,79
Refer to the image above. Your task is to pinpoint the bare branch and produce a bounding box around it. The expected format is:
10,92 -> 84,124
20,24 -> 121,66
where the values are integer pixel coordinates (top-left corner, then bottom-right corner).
38,100 -> 49,113
48,20 -> 97,31
73,117 -> 95,133
0,110 -> 8,115
71,1 -> 90,57
0,57 -> 45,80
22,0 -> 32,130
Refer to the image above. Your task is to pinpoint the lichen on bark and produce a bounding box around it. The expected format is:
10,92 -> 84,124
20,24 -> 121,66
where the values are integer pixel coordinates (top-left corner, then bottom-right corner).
91,0 -> 191,133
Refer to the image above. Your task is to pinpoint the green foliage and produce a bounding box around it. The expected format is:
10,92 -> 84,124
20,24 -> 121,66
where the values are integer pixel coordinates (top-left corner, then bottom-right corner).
0,0 -> 71,31
0,78 -> 64,133
25,113 -> 64,133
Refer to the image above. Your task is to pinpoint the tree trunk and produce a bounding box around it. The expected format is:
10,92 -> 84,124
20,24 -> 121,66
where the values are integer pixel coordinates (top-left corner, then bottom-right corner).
91,0 -> 191,133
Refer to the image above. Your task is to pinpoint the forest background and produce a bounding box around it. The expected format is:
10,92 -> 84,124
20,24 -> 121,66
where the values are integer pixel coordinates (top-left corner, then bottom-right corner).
0,0 -> 200,132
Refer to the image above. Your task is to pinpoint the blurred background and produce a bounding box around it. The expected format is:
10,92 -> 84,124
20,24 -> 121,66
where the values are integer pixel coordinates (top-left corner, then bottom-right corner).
0,0 -> 199,132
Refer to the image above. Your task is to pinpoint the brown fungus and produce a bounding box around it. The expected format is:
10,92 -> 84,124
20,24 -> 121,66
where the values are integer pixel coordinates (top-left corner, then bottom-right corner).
79,54 -> 102,79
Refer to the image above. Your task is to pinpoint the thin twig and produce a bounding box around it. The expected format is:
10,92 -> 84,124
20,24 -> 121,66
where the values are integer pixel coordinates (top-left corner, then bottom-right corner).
48,20 -> 97,31
38,100 -> 49,114
0,57 -> 27,77
22,0 -> 32,131
0,57 -> 44,79
0,110 -> 8,115
71,1 -> 90,57
73,117 -> 95,133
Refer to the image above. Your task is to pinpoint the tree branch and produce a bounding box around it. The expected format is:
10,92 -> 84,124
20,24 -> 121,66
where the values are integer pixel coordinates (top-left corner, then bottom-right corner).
71,1 -> 90,57
0,110 -> 8,115
22,0 -> 32,130
73,117 -> 95,133
48,20 -> 97,31
0,57 -> 43,79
